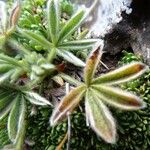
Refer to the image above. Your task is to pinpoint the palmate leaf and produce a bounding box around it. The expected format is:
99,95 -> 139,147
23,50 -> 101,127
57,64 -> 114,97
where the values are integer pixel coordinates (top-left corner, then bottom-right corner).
8,95 -> 26,143
47,0 -> 60,44
85,90 -> 116,143
50,45 -> 148,144
50,85 -> 86,126
84,46 -> 102,86
58,39 -> 98,50
57,49 -> 85,67
92,62 -> 148,85
58,9 -> 85,43
91,85 -> 146,110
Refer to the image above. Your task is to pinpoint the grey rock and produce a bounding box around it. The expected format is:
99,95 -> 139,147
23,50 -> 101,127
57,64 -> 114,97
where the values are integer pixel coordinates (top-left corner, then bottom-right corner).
104,0 -> 150,65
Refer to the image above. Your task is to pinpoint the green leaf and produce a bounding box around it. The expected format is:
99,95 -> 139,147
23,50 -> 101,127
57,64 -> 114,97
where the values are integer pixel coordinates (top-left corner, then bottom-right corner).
59,73 -> 82,86
0,54 -> 20,67
25,91 -> 52,106
92,85 -> 146,110
85,90 -> 116,143
0,35 -> 6,46
3,144 -> 14,150
58,10 -> 85,43
0,93 -> 15,120
84,46 -> 102,86
10,69 -> 24,83
14,110 -> 26,150
58,39 -> 98,50
47,0 -> 60,44
50,85 -> 85,126
40,63 -> 56,70
0,70 -> 14,84
92,62 -> 148,85
18,29 -> 53,50
52,75 -> 64,86
8,94 -> 26,143
57,49 -> 85,67
47,47 -> 57,62
0,64 -> 13,73
31,65 -> 45,76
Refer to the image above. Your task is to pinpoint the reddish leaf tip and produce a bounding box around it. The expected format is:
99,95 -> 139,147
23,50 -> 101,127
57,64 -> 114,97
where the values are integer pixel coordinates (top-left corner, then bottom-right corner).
57,62 -> 65,72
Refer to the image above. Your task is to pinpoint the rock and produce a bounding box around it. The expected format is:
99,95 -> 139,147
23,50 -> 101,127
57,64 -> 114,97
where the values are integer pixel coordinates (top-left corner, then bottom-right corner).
104,0 -> 150,65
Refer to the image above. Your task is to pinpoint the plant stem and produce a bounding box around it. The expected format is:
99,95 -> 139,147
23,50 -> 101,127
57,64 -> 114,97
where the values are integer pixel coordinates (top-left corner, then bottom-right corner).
47,47 -> 56,63
66,83 -> 71,150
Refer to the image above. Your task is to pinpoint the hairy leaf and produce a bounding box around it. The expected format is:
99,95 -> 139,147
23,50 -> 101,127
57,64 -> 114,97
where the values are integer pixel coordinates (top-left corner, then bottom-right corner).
0,70 -> 14,83
59,73 -> 82,86
52,75 -> 64,86
18,29 -> 53,49
0,54 -> 21,66
58,10 -> 85,43
10,69 -> 24,83
84,46 -> 102,86
47,0 -> 60,44
92,85 -> 146,110
8,95 -> 26,143
93,62 -> 148,85
50,85 -> 85,126
0,64 -> 13,73
58,39 -> 98,50
25,91 -> 52,106
10,3 -> 21,27
57,49 -> 85,67
40,64 -> 56,71
85,90 -> 116,143
0,93 -> 15,120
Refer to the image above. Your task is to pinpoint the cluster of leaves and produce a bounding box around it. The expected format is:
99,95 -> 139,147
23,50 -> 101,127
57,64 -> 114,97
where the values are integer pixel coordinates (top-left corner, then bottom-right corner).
50,46 -> 147,144
0,0 -> 97,149
25,51 -> 150,150
0,0 -> 149,149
